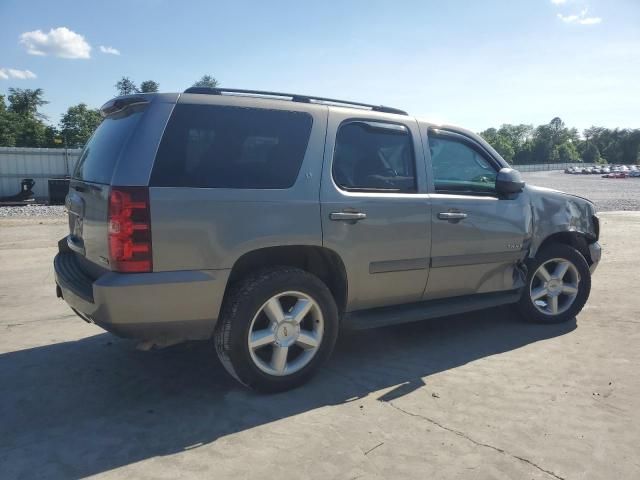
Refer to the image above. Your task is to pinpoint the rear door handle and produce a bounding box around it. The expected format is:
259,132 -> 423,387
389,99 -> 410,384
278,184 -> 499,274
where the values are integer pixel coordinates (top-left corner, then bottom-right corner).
438,212 -> 467,221
330,211 -> 367,222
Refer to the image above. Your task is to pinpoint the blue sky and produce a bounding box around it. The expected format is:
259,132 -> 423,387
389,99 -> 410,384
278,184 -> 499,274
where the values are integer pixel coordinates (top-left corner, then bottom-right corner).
1,0 -> 639,133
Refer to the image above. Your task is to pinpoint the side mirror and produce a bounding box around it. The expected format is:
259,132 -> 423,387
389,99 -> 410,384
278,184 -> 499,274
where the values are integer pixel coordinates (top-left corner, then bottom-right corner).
496,167 -> 525,195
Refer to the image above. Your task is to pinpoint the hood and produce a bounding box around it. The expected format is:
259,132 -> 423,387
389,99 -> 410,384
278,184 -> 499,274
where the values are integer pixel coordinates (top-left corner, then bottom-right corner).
525,184 -> 596,215
525,184 -> 595,208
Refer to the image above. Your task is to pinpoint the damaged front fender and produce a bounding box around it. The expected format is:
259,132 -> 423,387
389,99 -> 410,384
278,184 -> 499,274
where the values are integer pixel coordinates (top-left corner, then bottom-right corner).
525,184 -> 599,259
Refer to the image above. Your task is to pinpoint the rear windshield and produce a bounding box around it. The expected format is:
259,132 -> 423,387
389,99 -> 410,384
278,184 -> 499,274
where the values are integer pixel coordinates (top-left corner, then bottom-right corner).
73,105 -> 145,184
150,104 -> 313,189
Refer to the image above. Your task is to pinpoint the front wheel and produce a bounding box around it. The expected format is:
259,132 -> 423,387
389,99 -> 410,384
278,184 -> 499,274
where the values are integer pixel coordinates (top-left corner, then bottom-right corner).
214,267 -> 339,392
517,243 -> 591,324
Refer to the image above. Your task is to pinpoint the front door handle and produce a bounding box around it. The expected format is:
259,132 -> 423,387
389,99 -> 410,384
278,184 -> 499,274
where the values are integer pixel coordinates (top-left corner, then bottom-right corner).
438,211 -> 467,221
330,211 -> 367,222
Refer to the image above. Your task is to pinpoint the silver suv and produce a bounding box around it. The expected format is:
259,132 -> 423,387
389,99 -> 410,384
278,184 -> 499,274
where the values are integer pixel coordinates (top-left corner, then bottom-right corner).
54,88 -> 602,391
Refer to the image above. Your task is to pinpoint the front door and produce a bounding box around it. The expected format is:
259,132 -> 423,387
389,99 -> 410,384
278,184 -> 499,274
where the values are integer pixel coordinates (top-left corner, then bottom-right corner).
423,129 -> 530,300
320,112 -> 431,311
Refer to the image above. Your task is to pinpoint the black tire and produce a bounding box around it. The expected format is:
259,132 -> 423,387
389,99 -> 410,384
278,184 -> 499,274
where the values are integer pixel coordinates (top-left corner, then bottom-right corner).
214,267 -> 339,392
517,243 -> 591,324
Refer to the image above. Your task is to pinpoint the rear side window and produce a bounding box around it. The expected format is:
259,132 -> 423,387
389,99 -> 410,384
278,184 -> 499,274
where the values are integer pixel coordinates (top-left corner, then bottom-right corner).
332,121 -> 416,192
150,104 -> 313,189
73,105 -> 145,184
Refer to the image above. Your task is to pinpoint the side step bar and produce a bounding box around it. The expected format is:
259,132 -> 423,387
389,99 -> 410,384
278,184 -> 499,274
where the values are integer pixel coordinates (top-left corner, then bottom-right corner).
342,290 -> 522,330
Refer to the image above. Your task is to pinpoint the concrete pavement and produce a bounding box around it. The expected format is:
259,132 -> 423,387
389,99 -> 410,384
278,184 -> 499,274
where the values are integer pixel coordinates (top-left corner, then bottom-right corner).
1,213 -> 639,479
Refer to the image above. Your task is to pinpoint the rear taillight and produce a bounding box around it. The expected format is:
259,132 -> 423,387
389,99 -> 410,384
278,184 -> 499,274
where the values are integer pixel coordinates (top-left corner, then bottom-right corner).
108,187 -> 152,273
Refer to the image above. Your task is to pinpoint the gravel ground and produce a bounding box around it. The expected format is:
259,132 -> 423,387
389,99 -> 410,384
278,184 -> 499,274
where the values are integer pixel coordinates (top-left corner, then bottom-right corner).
522,170 -> 640,211
0,171 -> 636,218
0,204 -> 65,217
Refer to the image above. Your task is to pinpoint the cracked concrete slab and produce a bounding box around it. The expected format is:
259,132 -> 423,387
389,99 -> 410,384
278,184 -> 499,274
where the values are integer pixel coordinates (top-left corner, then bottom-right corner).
1,213 -> 639,479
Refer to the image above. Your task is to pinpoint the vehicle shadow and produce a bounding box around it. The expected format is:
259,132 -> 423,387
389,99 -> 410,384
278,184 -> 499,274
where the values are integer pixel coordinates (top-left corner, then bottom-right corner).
0,306 -> 575,479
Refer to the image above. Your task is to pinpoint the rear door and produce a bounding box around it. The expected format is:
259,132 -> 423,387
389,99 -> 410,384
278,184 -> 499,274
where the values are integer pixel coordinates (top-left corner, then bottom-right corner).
320,110 -> 431,311
66,100 -> 149,270
422,128 -> 530,299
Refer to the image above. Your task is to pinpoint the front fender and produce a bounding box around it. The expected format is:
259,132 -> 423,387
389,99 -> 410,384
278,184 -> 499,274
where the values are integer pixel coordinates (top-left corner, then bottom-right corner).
526,185 -> 598,258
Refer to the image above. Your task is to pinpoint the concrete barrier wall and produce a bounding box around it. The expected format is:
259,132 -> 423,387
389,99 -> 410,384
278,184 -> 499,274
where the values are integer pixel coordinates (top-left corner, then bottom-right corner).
0,147 -> 82,200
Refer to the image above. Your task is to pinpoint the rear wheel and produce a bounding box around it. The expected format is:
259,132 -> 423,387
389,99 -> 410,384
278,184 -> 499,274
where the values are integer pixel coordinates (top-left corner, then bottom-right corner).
517,243 -> 591,324
214,267 -> 339,392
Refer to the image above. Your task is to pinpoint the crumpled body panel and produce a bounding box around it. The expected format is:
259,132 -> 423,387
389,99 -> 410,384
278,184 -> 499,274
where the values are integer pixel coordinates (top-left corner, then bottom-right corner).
525,184 -> 598,258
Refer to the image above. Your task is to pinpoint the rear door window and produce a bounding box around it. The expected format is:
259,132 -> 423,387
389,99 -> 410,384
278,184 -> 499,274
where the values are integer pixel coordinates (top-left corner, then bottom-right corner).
332,121 -> 417,192
150,104 -> 313,189
73,105 -> 145,185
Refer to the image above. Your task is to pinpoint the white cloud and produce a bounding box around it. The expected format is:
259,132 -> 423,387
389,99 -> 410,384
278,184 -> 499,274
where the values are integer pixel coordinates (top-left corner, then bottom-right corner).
0,68 -> 37,80
551,0 -> 567,4
19,27 -> 91,59
99,45 -> 120,55
578,16 -> 602,25
558,13 -> 580,22
558,8 -> 602,25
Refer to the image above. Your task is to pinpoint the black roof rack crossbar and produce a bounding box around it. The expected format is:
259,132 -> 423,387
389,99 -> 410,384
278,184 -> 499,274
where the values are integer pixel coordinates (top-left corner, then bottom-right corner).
183,87 -> 408,115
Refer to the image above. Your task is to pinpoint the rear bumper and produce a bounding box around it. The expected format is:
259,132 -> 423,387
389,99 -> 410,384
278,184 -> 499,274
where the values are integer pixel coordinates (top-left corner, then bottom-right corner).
54,250 -> 230,342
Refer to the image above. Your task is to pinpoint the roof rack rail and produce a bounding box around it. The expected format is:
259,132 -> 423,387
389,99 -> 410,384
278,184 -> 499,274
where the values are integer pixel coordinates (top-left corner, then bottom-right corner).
182,87 -> 408,115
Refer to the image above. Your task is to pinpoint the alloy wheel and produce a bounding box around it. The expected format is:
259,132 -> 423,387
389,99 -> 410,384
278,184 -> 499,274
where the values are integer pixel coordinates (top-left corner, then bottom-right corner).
530,258 -> 581,316
247,291 -> 324,376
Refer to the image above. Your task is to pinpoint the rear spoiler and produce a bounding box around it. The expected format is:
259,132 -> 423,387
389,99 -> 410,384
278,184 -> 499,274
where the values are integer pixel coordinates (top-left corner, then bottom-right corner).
100,96 -> 150,117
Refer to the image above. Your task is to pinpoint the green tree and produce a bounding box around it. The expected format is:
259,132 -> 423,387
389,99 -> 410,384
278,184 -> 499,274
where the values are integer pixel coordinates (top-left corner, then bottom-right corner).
0,95 -> 14,146
0,88 -> 51,147
60,103 -> 102,147
139,80 -> 159,93
192,75 -> 219,88
554,142 -> 580,163
581,142 -> 602,164
531,124 -> 555,163
44,125 -> 60,148
498,124 -> 533,151
11,115 -> 47,147
7,88 -> 49,119
549,117 -> 565,143
115,76 -> 138,96
479,127 -> 515,163
480,121 -> 639,166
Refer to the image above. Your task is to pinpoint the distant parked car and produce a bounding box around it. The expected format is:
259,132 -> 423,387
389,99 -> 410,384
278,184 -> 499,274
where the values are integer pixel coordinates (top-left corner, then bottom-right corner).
630,170 -> 640,177
603,171 -> 628,178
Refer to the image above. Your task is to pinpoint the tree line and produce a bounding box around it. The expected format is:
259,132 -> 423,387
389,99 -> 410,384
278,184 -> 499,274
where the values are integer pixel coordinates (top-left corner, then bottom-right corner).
480,117 -> 640,165
0,75 -> 219,148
